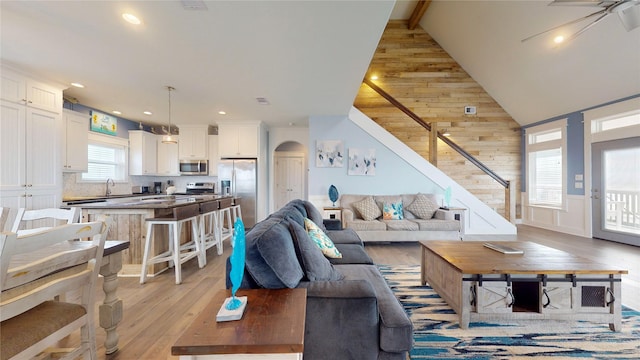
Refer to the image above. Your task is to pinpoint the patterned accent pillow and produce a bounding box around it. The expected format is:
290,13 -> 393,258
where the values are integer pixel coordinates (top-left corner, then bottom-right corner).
352,196 -> 382,221
304,218 -> 342,258
383,201 -> 404,220
406,193 -> 439,219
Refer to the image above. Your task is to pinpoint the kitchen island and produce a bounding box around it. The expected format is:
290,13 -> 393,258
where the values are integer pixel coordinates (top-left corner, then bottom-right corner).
75,195 -> 235,277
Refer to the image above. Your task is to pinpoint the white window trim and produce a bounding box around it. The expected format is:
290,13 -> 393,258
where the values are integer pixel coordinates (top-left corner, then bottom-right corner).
78,133 -> 129,183
525,119 -> 568,210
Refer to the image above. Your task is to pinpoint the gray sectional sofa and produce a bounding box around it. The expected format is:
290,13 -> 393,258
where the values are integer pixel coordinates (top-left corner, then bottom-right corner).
227,199 -> 413,360
340,194 -> 461,242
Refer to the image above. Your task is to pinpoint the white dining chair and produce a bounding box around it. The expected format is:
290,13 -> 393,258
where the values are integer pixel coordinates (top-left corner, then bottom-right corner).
11,207 -> 80,236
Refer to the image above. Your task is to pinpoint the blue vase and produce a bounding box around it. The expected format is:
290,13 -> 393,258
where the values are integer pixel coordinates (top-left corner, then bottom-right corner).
328,185 -> 339,207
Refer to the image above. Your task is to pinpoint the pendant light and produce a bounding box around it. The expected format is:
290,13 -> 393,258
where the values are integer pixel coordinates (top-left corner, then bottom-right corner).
162,86 -> 177,144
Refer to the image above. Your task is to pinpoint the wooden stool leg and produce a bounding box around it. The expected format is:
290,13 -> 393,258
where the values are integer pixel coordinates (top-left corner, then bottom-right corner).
140,222 -> 154,284
192,217 -> 205,268
214,210 -> 223,255
173,222 -> 182,285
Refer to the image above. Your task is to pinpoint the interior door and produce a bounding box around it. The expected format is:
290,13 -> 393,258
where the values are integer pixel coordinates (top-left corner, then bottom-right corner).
592,137 -> 640,246
275,155 -> 305,209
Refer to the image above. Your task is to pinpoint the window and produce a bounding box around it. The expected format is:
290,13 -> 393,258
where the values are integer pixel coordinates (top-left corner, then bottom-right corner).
591,110 -> 640,133
80,133 -> 128,182
526,120 -> 567,208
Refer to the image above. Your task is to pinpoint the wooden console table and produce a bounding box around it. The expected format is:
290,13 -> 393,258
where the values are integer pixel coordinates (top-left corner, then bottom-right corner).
172,288 -> 306,359
420,240 -> 628,331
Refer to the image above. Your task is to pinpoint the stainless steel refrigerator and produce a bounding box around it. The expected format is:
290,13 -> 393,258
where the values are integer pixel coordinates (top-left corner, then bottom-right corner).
218,158 -> 257,228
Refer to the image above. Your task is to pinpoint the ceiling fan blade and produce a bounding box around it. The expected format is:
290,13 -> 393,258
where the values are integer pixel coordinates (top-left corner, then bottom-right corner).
521,8 -> 607,42
565,11 -> 611,41
550,0 -> 618,6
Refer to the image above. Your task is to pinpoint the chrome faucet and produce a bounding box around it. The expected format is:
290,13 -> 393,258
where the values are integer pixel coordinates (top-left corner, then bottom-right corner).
106,178 -> 115,197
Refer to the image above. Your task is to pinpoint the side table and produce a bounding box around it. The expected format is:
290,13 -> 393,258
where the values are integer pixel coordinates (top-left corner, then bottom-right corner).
323,207 -> 342,229
172,288 -> 307,359
445,207 -> 466,239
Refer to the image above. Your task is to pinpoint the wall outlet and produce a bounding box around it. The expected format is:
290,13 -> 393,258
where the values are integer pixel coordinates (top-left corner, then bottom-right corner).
464,106 -> 476,115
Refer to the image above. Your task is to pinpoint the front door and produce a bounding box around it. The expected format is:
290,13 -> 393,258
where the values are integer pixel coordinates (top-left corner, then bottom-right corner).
591,137 -> 640,246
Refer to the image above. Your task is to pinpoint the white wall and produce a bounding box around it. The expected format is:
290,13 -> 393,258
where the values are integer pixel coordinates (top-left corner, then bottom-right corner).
308,108 -> 517,235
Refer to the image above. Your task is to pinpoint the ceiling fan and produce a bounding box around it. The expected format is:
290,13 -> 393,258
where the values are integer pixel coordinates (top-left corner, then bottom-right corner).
522,0 -> 640,43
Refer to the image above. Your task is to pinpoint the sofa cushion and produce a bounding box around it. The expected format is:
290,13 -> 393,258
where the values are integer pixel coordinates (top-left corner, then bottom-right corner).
412,218 -> 460,231
405,193 -> 439,219
382,219 -> 419,231
330,243 -> 374,265
346,219 -> 387,231
352,196 -> 382,221
244,217 -> 304,289
382,201 -> 404,220
326,228 -> 363,245
304,218 -> 342,258
335,264 -> 413,353
289,221 -> 343,281
302,200 -> 327,232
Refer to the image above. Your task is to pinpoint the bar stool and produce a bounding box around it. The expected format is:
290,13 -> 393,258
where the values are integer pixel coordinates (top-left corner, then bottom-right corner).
199,200 -> 223,259
219,207 -> 233,247
218,197 -> 234,247
229,202 -> 243,246
140,203 -> 205,285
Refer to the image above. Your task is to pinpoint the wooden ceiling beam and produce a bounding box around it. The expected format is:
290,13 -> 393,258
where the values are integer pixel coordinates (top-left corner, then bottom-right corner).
408,0 -> 432,30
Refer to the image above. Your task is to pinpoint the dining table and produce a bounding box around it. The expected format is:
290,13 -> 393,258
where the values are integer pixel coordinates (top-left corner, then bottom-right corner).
4,238 -> 129,355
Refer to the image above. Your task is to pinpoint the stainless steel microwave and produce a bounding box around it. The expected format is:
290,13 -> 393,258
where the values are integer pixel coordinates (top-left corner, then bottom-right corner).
179,160 -> 208,175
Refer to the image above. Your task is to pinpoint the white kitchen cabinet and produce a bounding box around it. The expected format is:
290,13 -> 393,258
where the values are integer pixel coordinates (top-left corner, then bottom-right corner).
129,130 -> 157,175
178,125 -> 209,160
62,109 -> 88,172
208,135 -> 219,176
0,99 -> 62,210
157,135 -> 180,176
218,124 -> 259,158
1,68 -> 62,114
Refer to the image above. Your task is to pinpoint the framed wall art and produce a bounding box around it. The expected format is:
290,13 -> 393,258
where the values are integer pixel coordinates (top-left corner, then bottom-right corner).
348,148 -> 376,176
90,110 -> 117,136
316,140 -> 344,168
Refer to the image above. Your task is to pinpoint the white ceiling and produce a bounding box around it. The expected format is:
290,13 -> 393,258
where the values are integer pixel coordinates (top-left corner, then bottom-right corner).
419,1 -> 640,125
0,0 -> 394,128
1,1 -> 639,128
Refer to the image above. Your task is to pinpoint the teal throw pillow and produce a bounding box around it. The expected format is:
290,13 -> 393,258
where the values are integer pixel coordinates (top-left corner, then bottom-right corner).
303,218 -> 342,258
383,201 -> 403,220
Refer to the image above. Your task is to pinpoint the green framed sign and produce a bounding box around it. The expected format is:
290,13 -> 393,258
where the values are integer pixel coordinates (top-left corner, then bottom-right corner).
90,110 -> 117,136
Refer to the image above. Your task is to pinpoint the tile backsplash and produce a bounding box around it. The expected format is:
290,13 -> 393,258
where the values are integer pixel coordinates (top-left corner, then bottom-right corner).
62,173 -> 218,198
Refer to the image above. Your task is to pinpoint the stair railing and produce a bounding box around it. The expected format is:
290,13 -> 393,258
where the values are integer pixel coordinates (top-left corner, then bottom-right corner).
362,78 -> 516,222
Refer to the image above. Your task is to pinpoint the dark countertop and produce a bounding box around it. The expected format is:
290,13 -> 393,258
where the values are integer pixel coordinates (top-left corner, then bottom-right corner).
70,194 -> 233,209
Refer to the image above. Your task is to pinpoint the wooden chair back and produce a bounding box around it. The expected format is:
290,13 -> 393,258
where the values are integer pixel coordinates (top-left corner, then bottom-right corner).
11,207 -> 80,236
0,216 -> 112,360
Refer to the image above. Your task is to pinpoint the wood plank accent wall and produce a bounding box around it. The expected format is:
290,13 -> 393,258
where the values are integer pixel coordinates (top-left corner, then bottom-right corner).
354,20 -> 522,218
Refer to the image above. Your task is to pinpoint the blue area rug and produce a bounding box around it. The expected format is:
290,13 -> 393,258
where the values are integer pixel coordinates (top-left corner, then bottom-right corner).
379,264 -> 640,359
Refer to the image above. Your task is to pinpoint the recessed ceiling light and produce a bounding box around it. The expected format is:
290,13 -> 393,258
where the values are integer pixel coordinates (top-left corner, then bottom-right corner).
112,110 -> 122,115
553,35 -> 565,44
143,111 -> 152,115
70,82 -> 85,88
122,13 -> 142,25
370,75 -> 379,80
218,111 -> 226,115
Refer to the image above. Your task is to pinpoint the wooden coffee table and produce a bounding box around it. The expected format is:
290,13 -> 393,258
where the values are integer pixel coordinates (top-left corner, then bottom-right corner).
172,288 -> 306,359
420,240 -> 628,331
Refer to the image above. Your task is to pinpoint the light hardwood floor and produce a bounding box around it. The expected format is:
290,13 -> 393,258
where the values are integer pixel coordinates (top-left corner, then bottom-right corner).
90,225 -> 639,359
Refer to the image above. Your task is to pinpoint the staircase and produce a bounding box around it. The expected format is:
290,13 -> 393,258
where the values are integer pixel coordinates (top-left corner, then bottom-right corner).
354,21 -> 522,219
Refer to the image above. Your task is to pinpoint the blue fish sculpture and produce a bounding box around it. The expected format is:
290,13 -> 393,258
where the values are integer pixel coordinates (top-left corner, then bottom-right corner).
226,218 -> 245,310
